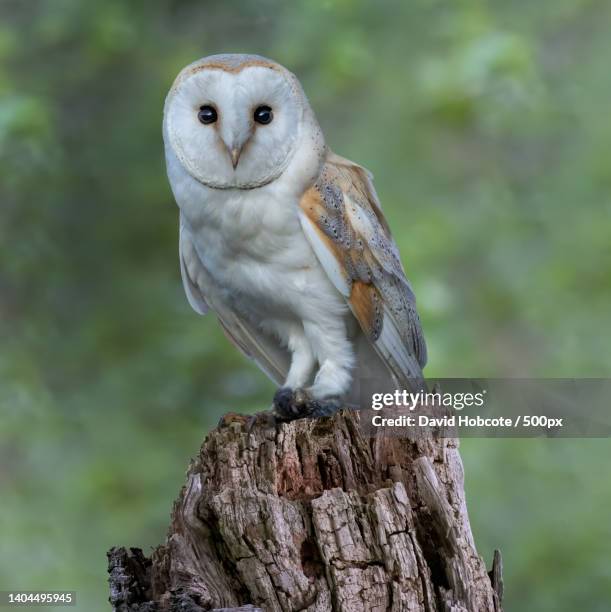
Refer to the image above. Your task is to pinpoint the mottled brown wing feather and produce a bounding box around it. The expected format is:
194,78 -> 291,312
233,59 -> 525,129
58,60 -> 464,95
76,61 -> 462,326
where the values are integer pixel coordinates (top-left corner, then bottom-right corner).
299,151 -> 427,387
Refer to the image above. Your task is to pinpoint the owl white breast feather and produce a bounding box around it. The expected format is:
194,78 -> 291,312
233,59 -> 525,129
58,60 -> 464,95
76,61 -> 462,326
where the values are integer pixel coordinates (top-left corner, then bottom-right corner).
163,53 -> 427,420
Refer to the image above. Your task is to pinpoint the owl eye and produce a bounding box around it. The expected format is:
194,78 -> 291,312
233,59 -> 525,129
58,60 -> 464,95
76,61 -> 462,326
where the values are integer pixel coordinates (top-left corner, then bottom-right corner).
254,105 -> 273,125
198,105 -> 217,125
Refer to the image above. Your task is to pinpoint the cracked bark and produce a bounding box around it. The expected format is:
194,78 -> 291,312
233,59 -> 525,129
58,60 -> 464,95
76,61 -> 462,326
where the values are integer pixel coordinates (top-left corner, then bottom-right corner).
107,410 -> 503,612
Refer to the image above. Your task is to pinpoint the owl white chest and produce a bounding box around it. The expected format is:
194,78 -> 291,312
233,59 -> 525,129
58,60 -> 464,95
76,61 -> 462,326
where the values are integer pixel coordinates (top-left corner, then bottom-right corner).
176,174 -> 344,325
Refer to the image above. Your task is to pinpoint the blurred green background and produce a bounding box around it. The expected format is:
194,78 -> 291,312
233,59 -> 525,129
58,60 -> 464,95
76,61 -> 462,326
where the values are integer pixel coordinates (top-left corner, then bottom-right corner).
1,0 -> 610,610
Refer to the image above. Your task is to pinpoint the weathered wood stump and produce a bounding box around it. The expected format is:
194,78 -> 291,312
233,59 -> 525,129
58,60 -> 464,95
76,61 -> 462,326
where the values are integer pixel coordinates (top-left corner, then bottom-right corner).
108,409 -> 503,611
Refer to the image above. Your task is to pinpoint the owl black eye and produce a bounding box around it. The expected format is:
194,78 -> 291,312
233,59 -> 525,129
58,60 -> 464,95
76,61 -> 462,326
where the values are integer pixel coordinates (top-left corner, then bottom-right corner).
254,105 -> 273,125
198,105 -> 217,124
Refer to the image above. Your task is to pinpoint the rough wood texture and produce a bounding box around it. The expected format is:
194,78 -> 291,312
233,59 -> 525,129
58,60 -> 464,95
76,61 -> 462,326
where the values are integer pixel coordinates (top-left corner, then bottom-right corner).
108,410 -> 502,612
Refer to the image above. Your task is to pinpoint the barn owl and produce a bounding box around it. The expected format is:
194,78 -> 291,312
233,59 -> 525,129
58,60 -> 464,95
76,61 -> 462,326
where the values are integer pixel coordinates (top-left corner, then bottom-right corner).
163,54 -> 427,420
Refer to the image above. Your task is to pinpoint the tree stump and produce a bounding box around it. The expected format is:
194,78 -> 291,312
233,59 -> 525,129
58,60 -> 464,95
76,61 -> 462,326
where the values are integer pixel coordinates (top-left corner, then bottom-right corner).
108,409 -> 503,611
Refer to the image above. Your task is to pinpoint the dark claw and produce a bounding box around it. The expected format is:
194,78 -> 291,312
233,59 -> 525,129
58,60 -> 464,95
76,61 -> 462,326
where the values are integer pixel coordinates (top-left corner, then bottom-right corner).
273,387 -> 296,418
273,387 -> 309,420
308,398 -> 342,418
273,388 -> 342,421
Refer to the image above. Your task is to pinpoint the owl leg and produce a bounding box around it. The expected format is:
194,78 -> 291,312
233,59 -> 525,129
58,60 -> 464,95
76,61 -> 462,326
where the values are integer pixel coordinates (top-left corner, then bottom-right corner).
284,327 -> 316,389
273,386 -> 341,420
272,326 -> 317,421
304,318 -> 355,400
273,320 -> 354,420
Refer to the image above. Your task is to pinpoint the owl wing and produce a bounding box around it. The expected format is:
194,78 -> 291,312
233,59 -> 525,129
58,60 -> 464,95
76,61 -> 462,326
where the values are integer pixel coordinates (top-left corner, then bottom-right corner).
299,152 -> 427,389
179,217 -> 209,315
179,214 -> 290,386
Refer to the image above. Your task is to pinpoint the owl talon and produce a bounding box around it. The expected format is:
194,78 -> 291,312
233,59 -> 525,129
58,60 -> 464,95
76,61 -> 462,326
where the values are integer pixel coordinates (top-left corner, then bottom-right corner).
273,386 -> 309,420
293,388 -> 310,407
272,387 -> 298,420
308,397 -> 342,418
273,387 -> 342,420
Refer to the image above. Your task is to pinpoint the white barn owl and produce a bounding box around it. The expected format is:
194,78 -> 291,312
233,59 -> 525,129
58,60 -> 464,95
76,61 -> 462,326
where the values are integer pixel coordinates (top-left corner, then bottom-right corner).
163,54 -> 427,419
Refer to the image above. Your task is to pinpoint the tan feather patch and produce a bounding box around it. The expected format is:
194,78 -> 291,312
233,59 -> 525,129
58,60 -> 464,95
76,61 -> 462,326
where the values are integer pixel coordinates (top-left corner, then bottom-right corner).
300,186 -> 350,275
349,281 -> 383,341
188,58 -> 280,75
169,54 -> 284,95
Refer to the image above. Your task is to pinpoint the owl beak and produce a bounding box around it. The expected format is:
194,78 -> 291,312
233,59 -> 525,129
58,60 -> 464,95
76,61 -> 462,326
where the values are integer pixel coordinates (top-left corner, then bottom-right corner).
222,127 -> 252,170
230,147 -> 241,170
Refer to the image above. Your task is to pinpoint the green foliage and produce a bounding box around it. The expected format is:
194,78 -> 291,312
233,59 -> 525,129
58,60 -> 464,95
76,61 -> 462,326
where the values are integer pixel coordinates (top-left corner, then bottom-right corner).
1,1 -> 610,609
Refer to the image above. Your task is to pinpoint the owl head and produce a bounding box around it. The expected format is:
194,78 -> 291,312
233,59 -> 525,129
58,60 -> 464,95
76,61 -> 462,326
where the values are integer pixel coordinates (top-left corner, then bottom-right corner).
163,54 -> 325,190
